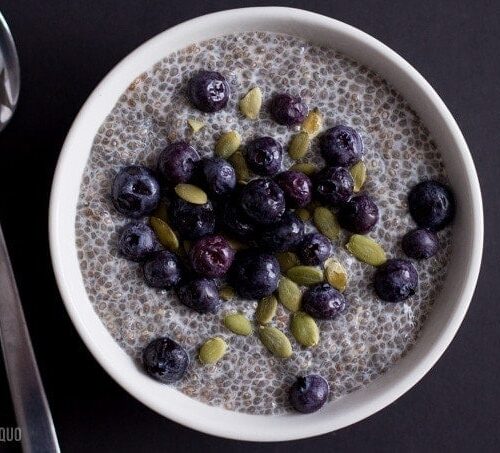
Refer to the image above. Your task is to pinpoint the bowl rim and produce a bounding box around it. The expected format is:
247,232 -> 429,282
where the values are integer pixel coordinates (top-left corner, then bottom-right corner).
49,7 -> 483,441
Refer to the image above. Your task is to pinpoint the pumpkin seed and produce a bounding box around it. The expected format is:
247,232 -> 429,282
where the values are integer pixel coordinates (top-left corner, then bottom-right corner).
258,326 -> 292,358
215,131 -> 241,158
278,277 -> 302,312
288,132 -> 311,160
187,118 -> 205,133
289,162 -> 318,176
346,234 -> 387,266
301,108 -> 323,137
229,150 -> 250,183
226,237 -> 246,251
149,217 -> 179,251
239,87 -> 262,120
276,252 -> 300,273
174,183 -> 207,204
151,202 -> 168,222
313,207 -> 340,240
223,313 -> 252,336
286,266 -> 324,286
291,312 -> 320,347
295,208 -> 311,222
219,286 -> 236,301
350,161 -> 367,192
198,337 -> 227,365
324,259 -> 348,292
255,295 -> 278,325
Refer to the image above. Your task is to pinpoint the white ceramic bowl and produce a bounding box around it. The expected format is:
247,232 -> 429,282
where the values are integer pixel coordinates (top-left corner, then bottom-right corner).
49,7 -> 483,441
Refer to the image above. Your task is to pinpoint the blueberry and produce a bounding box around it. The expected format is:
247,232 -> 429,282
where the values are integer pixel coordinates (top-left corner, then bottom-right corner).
220,196 -> 257,242
338,194 -> 379,234
229,250 -> 280,299
274,171 -> 312,208
142,337 -> 189,384
187,70 -> 230,113
189,235 -> 235,278
168,198 -> 215,240
240,178 -> 285,225
319,125 -> 364,167
270,93 -> 308,126
118,222 -> 157,261
112,166 -> 160,218
157,142 -> 200,186
314,166 -> 354,207
200,157 -> 236,197
298,233 -> 332,265
408,180 -> 455,231
259,212 -> 305,253
302,283 -> 347,319
245,137 -> 283,176
374,258 -> 418,302
143,250 -> 184,288
402,229 -> 439,260
289,375 -> 329,413
176,278 -> 221,313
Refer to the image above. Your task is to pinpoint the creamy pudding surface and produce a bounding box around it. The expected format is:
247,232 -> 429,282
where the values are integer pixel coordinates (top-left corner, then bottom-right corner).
75,31 -> 452,414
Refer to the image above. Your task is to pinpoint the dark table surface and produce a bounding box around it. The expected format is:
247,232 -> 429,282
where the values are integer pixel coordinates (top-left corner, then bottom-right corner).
0,1 -> 499,452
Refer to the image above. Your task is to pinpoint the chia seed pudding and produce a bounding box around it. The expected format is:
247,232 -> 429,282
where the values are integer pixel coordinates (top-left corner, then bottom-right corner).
75,31 -> 453,415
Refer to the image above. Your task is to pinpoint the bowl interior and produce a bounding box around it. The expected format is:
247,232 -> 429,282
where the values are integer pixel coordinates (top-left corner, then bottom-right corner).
49,7 -> 482,441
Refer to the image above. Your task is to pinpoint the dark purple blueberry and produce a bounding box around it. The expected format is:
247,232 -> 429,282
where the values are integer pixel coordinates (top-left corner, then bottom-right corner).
189,235 -> 235,278
118,222 -> 157,261
245,137 -> 283,176
338,194 -> 379,234
402,229 -> 439,260
187,70 -> 230,113
229,250 -> 280,299
289,375 -> 329,414
220,197 -> 257,242
240,178 -> 285,225
298,233 -> 332,265
142,250 -> 184,288
142,337 -> 189,384
319,125 -> 364,167
408,180 -> 455,231
275,171 -> 312,208
302,283 -> 347,319
167,198 -> 215,240
259,212 -> 305,253
374,258 -> 418,302
200,157 -> 236,197
314,166 -> 354,207
176,278 -> 221,314
112,166 -> 160,218
270,93 -> 308,126
157,142 -> 200,186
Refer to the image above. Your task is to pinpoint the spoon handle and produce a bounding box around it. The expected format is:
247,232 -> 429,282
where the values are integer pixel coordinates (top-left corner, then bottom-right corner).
0,225 -> 60,453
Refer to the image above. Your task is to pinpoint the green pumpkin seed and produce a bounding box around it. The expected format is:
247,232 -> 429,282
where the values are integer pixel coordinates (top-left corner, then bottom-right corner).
255,295 -> 278,325
239,87 -> 262,120
313,207 -> 340,241
350,161 -> 367,192
346,234 -> 387,266
291,312 -> 320,347
324,259 -> 348,292
289,162 -> 318,176
149,217 -> 179,251
223,313 -> 252,336
286,266 -> 324,286
199,337 -> 227,365
276,252 -> 300,273
258,326 -> 292,358
215,131 -> 241,158
151,202 -> 168,222
278,277 -> 302,312
229,150 -> 250,183
288,132 -> 311,160
219,286 -> 236,301
301,108 -> 323,137
187,118 -> 205,133
174,183 -> 207,205
225,237 -> 246,251
295,208 -> 311,222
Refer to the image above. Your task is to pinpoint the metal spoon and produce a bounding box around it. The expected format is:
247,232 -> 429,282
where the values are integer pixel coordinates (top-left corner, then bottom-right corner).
0,11 -> 60,452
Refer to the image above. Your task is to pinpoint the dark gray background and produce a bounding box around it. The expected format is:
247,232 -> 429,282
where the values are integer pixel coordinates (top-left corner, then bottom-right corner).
0,1 -> 499,451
